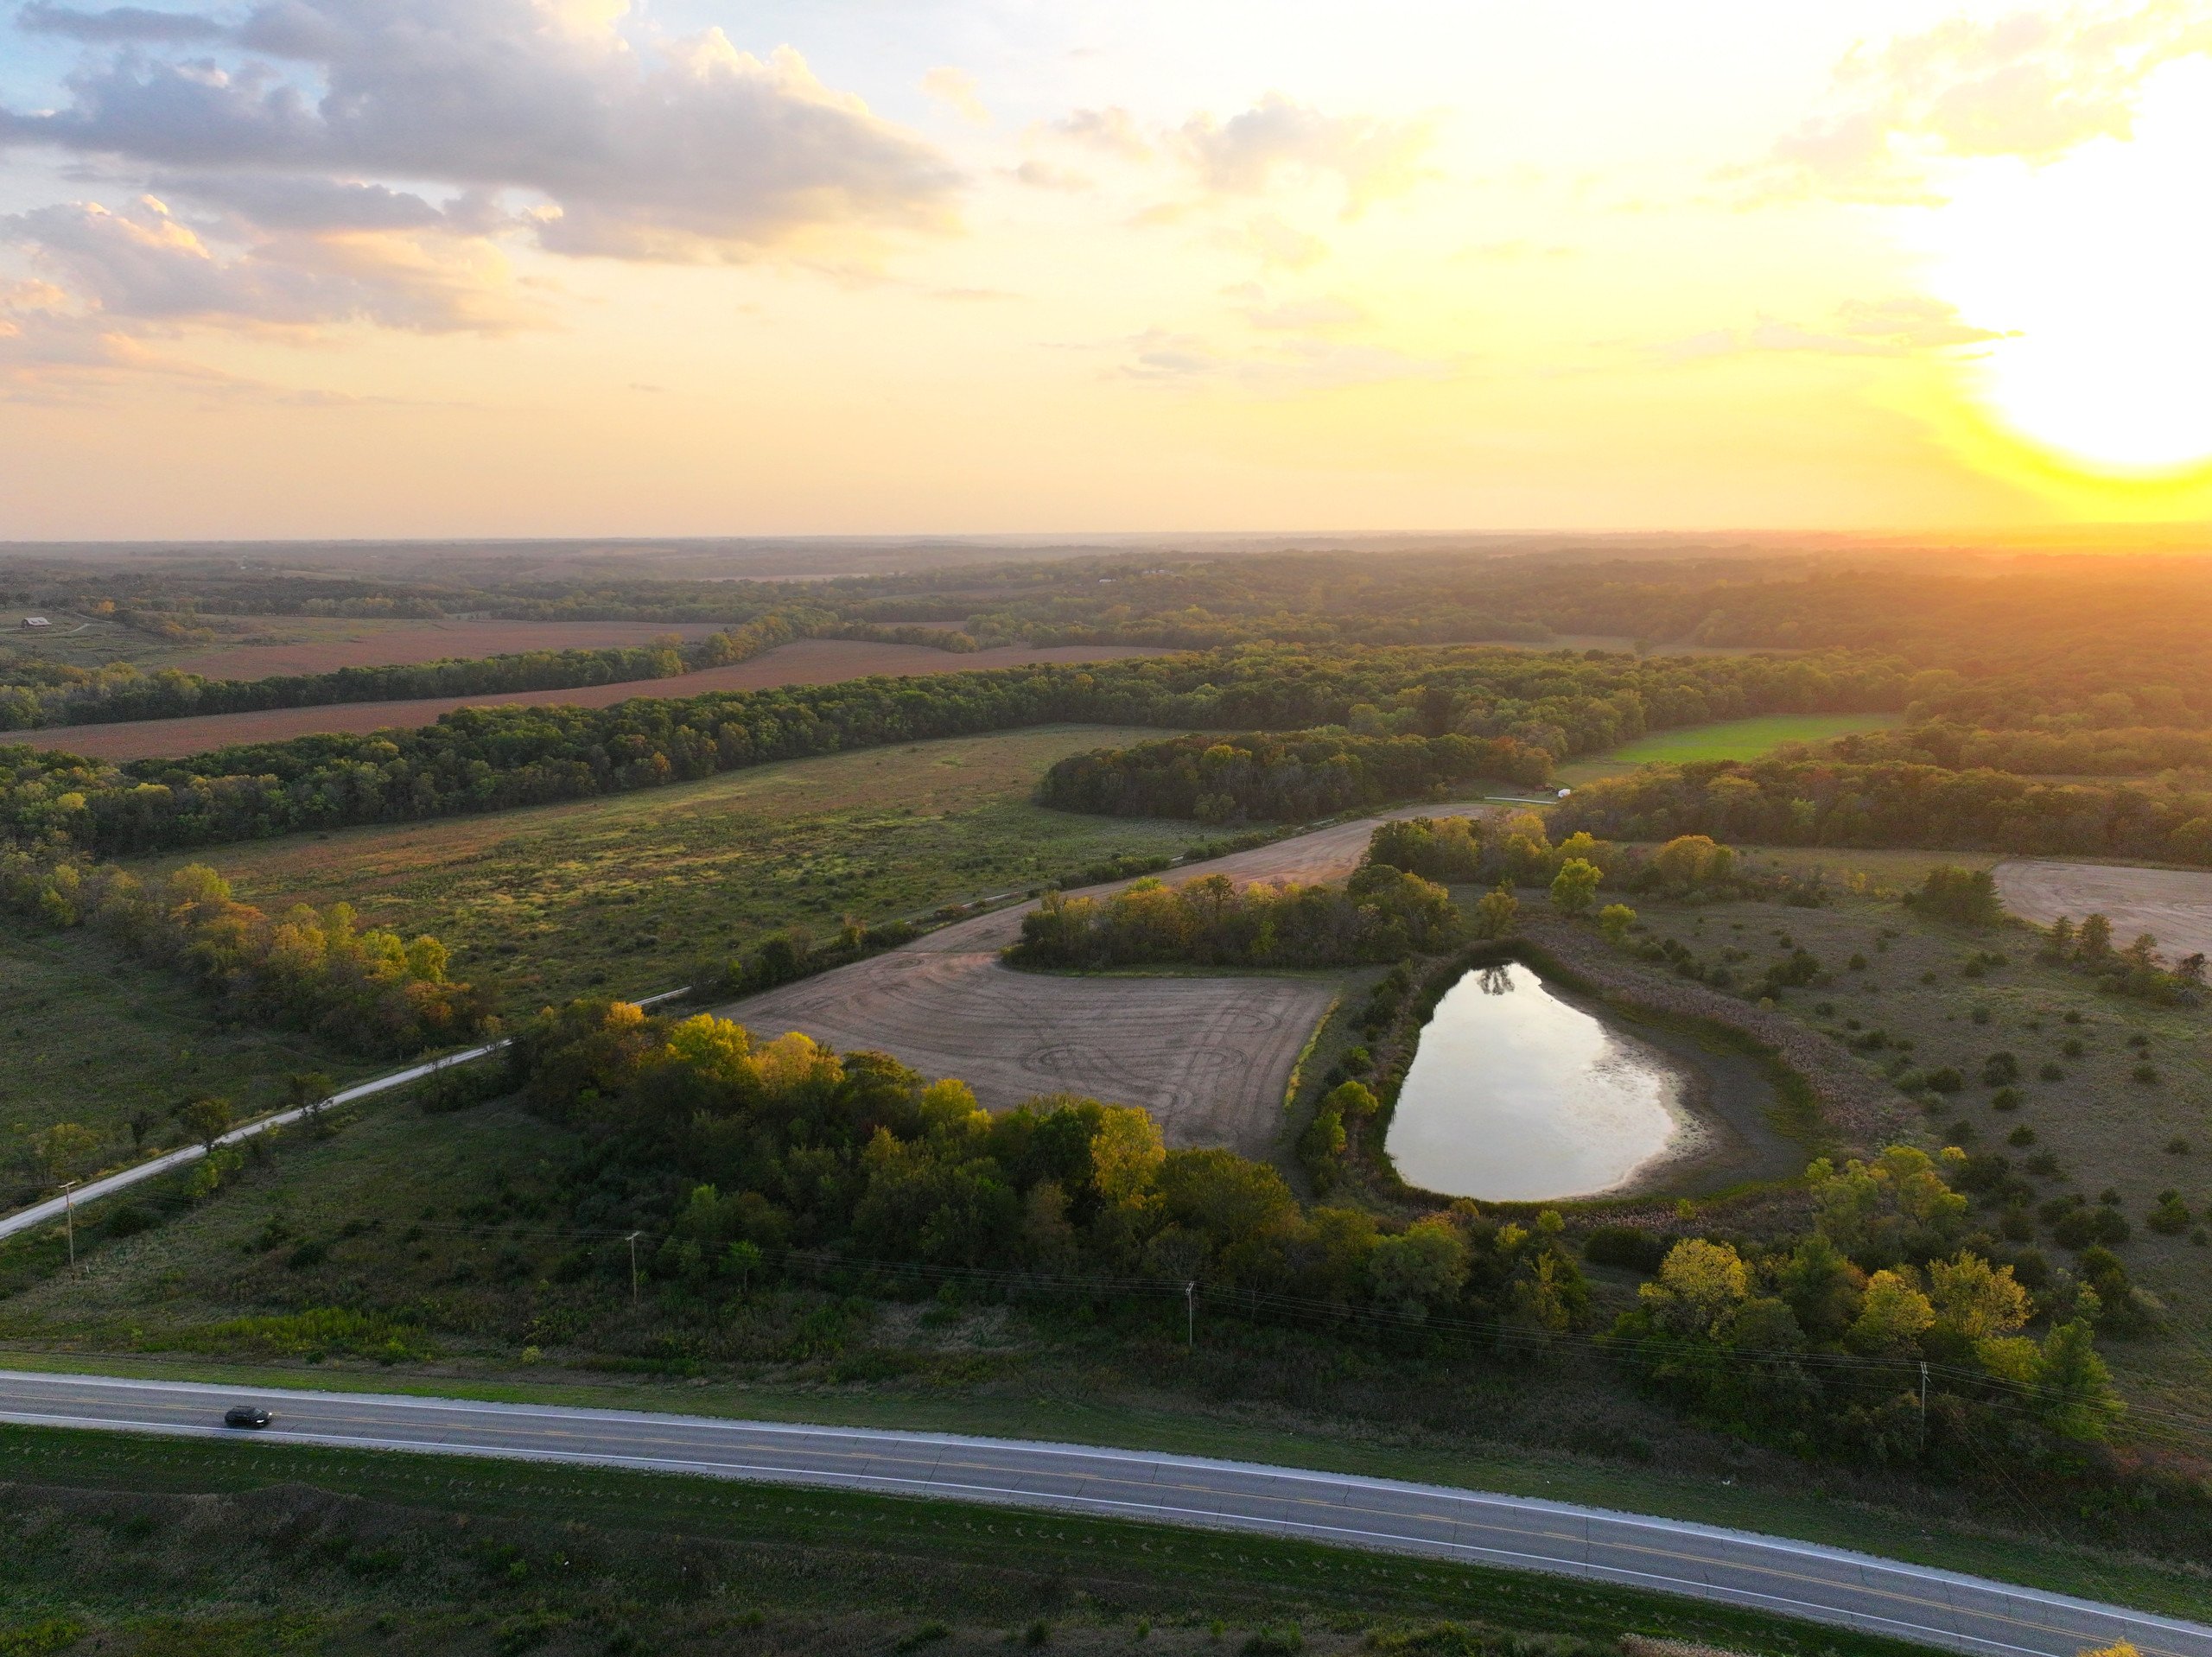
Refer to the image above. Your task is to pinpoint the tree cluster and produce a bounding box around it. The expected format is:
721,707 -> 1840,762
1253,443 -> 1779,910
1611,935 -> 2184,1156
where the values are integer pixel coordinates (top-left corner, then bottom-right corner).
1363,814 -> 1750,906
2036,913 -> 2205,1006
0,850 -> 485,1056
1036,730 -> 1550,822
1553,758 -> 2212,867
516,1001 -> 1592,1331
1609,1146 -> 2128,1467
1008,867 -> 1461,971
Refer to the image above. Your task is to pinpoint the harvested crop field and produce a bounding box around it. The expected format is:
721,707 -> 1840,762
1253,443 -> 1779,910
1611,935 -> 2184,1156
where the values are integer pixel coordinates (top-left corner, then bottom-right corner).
29,639 -> 1161,759
1994,859 -> 2212,962
717,806 -> 1487,1159
164,618 -> 732,678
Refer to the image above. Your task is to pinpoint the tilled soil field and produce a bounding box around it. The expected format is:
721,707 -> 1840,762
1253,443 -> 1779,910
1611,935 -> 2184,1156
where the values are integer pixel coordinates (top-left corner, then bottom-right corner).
717,806 -> 1489,1159
29,640 -> 1160,759
1993,860 -> 2212,962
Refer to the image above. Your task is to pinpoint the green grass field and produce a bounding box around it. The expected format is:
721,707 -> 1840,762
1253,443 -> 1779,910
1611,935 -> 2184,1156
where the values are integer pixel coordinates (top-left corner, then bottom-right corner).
129,725 -> 1200,1014
1555,714 -> 1903,787
0,920 -> 372,1193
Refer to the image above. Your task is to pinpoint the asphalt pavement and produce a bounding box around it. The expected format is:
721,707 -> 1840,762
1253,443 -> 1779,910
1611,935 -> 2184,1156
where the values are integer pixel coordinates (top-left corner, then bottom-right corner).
1,1368 -> 2204,1657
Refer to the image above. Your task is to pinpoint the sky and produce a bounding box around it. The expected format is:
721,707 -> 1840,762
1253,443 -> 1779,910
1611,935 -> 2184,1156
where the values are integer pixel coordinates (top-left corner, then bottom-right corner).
2,0 -> 2210,539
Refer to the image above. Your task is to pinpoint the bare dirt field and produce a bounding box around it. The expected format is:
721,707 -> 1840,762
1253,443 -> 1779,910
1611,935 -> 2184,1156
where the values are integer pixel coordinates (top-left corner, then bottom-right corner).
29,640 -> 1161,760
165,619 -> 731,678
717,806 -> 1487,1159
1994,859 -> 2212,962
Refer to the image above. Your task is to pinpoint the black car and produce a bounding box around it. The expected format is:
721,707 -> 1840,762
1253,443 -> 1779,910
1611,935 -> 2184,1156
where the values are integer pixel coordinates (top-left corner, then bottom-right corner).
222,1405 -> 273,1430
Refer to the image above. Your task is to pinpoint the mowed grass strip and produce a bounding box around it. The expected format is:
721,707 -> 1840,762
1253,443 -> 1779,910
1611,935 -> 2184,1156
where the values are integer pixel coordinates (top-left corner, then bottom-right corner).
1555,714 -> 1904,786
129,725 -> 1204,1013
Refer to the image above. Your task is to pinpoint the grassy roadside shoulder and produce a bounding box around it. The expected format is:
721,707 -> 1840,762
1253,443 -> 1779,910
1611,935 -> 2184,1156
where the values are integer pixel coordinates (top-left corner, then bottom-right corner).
1,1347 -> 2204,1622
0,1419 -> 1950,1657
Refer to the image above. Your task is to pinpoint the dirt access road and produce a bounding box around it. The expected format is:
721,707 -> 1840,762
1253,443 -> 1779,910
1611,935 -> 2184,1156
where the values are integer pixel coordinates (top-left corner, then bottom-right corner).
715,807 -> 1488,1160
1994,860 -> 2212,963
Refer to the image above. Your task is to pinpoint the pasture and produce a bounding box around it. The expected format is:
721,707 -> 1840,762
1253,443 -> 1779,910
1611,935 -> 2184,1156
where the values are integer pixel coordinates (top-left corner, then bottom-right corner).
30,639 -> 1159,759
1623,888 -> 2212,1420
1554,713 -> 1903,786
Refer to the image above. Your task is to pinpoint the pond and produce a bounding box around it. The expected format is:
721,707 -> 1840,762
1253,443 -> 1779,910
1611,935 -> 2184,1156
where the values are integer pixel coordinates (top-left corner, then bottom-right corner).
1384,962 -> 1692,1202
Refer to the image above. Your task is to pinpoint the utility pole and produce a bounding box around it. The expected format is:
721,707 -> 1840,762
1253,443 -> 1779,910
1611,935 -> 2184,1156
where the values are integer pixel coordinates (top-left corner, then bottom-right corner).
1918,1360 -> 1929,1451
60,1181 -> 79,1274
1185,1280 -> 1195,1350
628,1232 -> 643,1307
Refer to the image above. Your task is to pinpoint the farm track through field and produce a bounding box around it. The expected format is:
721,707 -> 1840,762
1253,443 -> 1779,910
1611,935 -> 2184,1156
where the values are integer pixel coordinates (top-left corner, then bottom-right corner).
717,807 -> 1489,1157
30,639 -> 1161,760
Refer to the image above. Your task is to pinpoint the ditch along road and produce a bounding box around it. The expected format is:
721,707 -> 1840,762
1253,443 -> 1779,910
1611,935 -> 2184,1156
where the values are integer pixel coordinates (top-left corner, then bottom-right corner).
0,1370 -> 2205,1657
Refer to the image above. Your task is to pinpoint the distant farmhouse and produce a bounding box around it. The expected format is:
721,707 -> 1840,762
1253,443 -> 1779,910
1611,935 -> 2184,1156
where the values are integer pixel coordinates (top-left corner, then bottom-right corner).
19,616 -> 49,630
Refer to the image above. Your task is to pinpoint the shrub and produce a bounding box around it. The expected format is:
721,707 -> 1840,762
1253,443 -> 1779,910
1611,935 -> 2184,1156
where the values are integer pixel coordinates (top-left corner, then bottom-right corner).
1581,1225 -> 1669,1273
2148,1192 -> 2192,1235
2051,1207 -> 2131,1249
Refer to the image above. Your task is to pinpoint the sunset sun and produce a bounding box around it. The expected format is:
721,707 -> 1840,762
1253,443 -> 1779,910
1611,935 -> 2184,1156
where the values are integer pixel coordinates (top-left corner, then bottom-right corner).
1918,57 -> 2212,479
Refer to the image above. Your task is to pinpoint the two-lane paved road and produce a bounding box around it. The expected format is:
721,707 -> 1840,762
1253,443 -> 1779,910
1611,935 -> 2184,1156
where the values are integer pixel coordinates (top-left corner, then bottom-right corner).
2,1369 -> 2204,1657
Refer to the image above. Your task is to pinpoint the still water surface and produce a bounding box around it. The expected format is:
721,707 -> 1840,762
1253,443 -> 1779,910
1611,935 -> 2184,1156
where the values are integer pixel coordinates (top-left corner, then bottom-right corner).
1385,962 -> 1686,1200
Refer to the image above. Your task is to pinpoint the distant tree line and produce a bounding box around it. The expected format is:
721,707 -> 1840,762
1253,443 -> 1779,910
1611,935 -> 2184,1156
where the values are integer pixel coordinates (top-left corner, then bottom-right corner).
0,646 -> 1905,857
1552,758 -> 2212,866
0,850 -> 485,1056
1007,866 -> 1462,970
1810,722 -> 2212,778
1036,730 -> 1552,822
0,610 -> 983,731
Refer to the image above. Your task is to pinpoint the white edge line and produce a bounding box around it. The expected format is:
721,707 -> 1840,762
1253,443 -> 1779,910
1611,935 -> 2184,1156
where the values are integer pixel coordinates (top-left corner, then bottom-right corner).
1,1371 -> 2204,1647
0,1406 -> 2180,1657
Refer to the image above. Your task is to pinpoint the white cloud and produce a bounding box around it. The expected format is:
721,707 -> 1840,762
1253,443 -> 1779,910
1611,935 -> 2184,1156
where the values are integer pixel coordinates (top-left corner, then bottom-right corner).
7,195 -> 536,332
1662,294 -> 2008,359
1743,2 -> 2212,202
1010,159 -> 1092,192
1243,294 -> 1363,330
921,66 -> 989,126
1047,106 -> 1150,160
1110,325 -> 1454,393
1,0 -> 960,263
1179,92 -> 1436,215
1239,213 -> 1329,270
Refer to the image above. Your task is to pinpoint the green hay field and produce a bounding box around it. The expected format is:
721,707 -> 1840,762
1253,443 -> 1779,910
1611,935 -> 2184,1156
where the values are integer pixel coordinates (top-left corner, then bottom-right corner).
1556,713 -> 1903,786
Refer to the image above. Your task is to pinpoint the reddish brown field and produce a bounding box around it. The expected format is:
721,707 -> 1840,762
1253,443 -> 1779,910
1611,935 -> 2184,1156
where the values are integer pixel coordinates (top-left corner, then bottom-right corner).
165,619 -> 729,678
32,639 -> 1164,760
